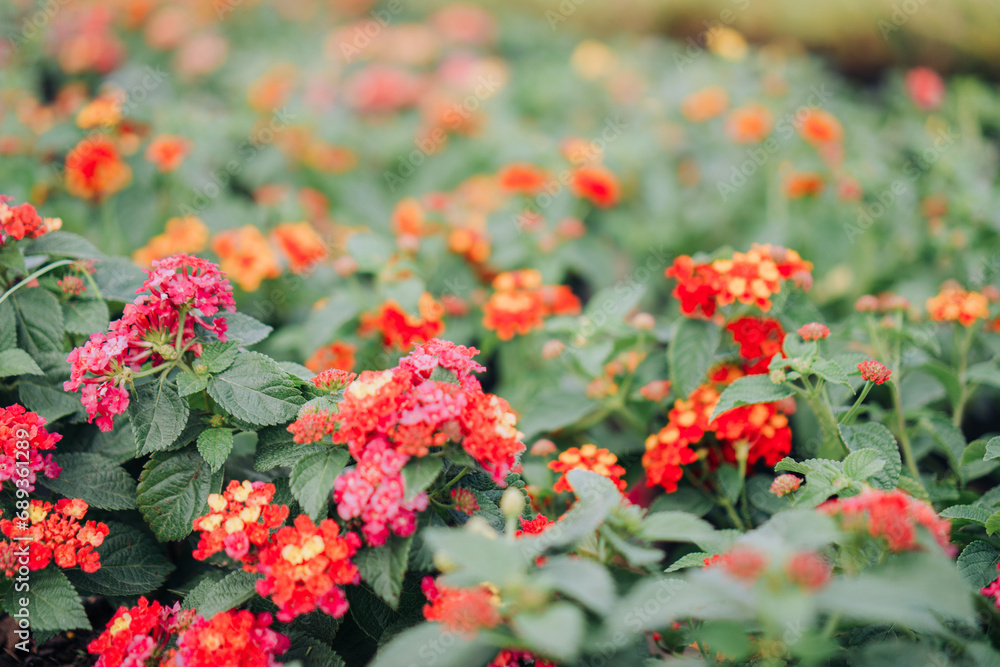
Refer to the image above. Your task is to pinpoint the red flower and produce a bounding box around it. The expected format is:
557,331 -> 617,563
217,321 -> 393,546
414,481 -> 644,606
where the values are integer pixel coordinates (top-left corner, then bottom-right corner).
451,488 -> 480,515
305,340 -> 356,374
858,360 -> 891,385
88,597 -> 193,667
145,134 -> 191,173
548,444 -> 626,493
0,500 -> 108,576
722,546 -> 769,581
64,136 -> 132,201
727,316 -> 785,374
312,368 -> 358,392
192,480 -> 289,570
769,474 -> 801,497
515,514 -> 553,537
498,163 -> 549,194
287,410 -> 337,444
797,322 -> 830,341
570,165 -> 620,208
785,551 -> 831,591
169,609 -> 290,667
819,488 -> 953,555
0,195 -> 55,245
905,67 -> 945,111
359,293 -> 445,348
0,404 -> 61,493
482,270 -> 580,340
421,576 -> 501,636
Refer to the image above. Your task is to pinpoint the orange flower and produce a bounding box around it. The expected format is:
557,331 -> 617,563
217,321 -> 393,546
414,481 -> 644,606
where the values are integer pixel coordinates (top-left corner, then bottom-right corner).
422,576 -> 501,637
210,225 -> 281,291
270,221 -> 327,273
145,134 -> 190,173
926,285 -> 990,326
305,341 -> 356,374
783,171 -> 825,198
133,216 -> 209,266
725,104 -> 773,143
391,198 -> 425,237
497,163 -> 549,194
64,137 -> 132,201
797,109 -> 843,145
571,165 -> 620,208
448,227 -> 491,264
549,444 -> 626,493
359,293 -> 445,348
76,96 -> 122,129
681,86 -> 729,122
482,269 -> 580,340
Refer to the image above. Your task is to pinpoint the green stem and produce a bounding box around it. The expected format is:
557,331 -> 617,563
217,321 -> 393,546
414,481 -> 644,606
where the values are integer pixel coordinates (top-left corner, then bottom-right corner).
840,381 -> 873,425
0,259 -> 75,306
820,612 -> 842,641
442,467 -> 469,490
953,325 -> 976,428
794,384 -> 846,456
79,266 -> 103,301
890,384 -> 921,479
175,308 -> 188,354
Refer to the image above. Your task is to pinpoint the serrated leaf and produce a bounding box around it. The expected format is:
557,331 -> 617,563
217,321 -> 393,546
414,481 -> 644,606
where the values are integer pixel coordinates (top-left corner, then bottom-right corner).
0,348 -> 42,377
61,299 -> 109,335
197,428 -> 234,471
196,341 -> 240,374
985,437 -> 1000,461
130,379 -> 189,456
283,633 -> 347,667
37,452 -> 137,509
19,381 -> 82,422
402,457 -> 442,502
66,522 -> 173,596
922,416 -> 966,468
842,448 -> 885,482
137,450 -> 218,542
368,621 -> 494,667
0,300 -> 15,350
774,457 -> 812,475
986,511 -> 1000,537
666,551 -> 712,572
208,352 -> 304,426
23,231 -> 103,259
711,374 -> 794,419
939,504 -> 992,525
512,602 -> 584,663
222,312 -> 272,346
669,318 -> 721,396
957,541 -> 1000,589
535,555 -> 616,613
11,287 -> 64,355
3,568 -> 90,633
183,570 -> 262,618
355,534 -> 413,609
254,426 -> 326,471
639,511 -> 721,551
93,257 -> 145,302
279,361 -> 315,381
811,358 -> 852,388
290,449 -> 350,520
176,370 -> 208,397
839,423 -> 901,490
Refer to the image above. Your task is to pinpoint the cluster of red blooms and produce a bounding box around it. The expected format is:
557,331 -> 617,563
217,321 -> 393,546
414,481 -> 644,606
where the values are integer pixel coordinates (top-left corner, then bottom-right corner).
726,316 -> 785,374
0,195 -> 57,245
0,499 -> 109,575
769,474 -> 802,497
359,292 -> 445,348
854,292 -> 910,313
489,650 -> 557,667
64,254 -> 236,431
926,284 -> 990,327
451,488 -> 480,515
0,404 -> 61,493
286,370 -> 358,444
643,362 -> 793,493
421,575 -> 502,636
254,514 -> 361,622
797,322 -> 830,341
88,597 -> 194,667
819,489 -> 954,556
191,480 -> 289,570
548,444 -> 626,493
858,360 -> 892,385
703,547 -> 831,591
666,244 -> 813,318
311,340 -> 523,544
482,269 -> 581,340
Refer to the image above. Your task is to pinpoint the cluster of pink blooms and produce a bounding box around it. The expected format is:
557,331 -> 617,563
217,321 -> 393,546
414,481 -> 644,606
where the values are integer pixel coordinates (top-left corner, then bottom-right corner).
64,254 -> 235,431
0,404 -> 61,493
289,339 -> 523,546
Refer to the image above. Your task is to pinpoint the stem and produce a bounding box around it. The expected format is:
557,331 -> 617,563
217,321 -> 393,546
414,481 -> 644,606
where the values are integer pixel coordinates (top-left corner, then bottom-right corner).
79,266 -> 103,301
820,612 -> 842,641
794,384 -> 846,456
442,467 -> 469,490
0,259 -> 75,306
736,444 -> 753,529
175,308 -> 188,354
890,384 -> 921,479
952,325 -> 976,428
840,381 -> 873,425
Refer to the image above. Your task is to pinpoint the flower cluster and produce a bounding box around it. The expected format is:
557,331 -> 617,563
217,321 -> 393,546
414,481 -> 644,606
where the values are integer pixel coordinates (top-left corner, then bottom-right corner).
132,216 -> 209,266
666,244 -> 813,318
421,576 -> 502,636
88,597 -> 194,667
926,284 -> 990,326
0,499 -> 109,575
797,322 -> 830,341
489,650 -> 557,667
819,489 -> 954,555
305,340 -> 356,374
858,360 -> 891,385
854,292 -> 910,313
0,195 -> 58,245
255,514 -> 361,622
548,444 -> 627,493
727,316 -> 785,374
0,404 -> 61,493
769,474 -> 802,497
359,292 -> 446,348
165,609 -> 290,667
482,269 -> 581,340
191,480 -> 289,570
64,253 -> 236,431
210,225 -> 282,291
64,136 -> 132,201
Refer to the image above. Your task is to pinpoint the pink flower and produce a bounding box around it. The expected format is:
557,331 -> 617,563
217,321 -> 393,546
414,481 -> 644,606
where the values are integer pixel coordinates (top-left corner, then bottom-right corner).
797,322 -> 830,341
858,359 -> 892,385
905,67 -> 945,111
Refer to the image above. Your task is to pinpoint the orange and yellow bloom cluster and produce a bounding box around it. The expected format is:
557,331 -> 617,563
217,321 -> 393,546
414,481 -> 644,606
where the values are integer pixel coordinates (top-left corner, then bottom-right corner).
926,284 -> 990,326
0,499 -> 109,575
819,488 -> 953,556
191,480 -> 290,570
359,292 -> 446,348
548,444 -> 627,493
482,269 -> 581,340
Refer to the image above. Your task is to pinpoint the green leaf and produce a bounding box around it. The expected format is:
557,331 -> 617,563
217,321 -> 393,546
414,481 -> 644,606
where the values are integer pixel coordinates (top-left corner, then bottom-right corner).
290,449 -> 350,520
402,457 -> 442,502
93,257 -> 145,302
600,525 -> 665,566
354,534 -> 413,609
669,318 -> 721,396
208,352 -> 304,426
37,453 -> 137,510
716,465 -> 741,503
963,361 -> 1000,388
66,522 -> 174,596
137,450 -> 218,542
512,602 -> 584,662
61,299 -> 109,335
196,341 -> 240,374
183,570 -> 262,618
0,348 -> 43,377
368,622 -> 494,667
842,448 -> 885,482
197,428 -> 234,471
279,361 -> 314,381
0,242 -> 25,273
939,504 -> 992,525
129,379 -> 190,456
839,423 -> 901,490
711,374 -> 794,420
985,436 -> 1000,461
0,300 -> 16,350
176,370 -> 208,397
282,633 -> 347,667
811,358 -> 852,388
23,231 -> 103,259
516,392 -> 600,441
986,511 -> 1000,537
222,312 -> 272,346
536,556 -> 616,614
254,426 -> 326,471
957,541 -> 1000,589
11,287 -> 64,356
2,568 -> 90,634
639,511 -> 721,551
19,381 -> 82,422
665,551 -> 712,572
922,416 -> 966,468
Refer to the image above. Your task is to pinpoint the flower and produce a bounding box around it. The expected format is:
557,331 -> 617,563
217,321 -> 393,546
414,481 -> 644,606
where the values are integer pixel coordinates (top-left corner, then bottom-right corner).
0,500 -> 109,575
703,546 -> 769,582
64,136 -> 132,200
797,109 -> 843,145
570,165 -> 620,208
926,286 -> 990,326
639,379 -> 672,402
725,103 -> 773,143
359,293 -> 445,348
516,514 -> 554,537
681,86 -> 729,122
191,480 -> 289,570
549,444 -> 626,493
210,226 -> 282,291
489,650 -> 557,667
498,163 -> 549,194
769,474 -> 802,497
169,609 -> 290,667
642,427 -> 699,493
451,488 -> 480,515
312,368 -> 358,392
783,171 -> 825,199
858,360 -> 891,385
270,221 -> 327,273
0,195 -> 56,245
0,404 -> 61,493
785,551 -> 831,591
255,514 -> 361,621
305,341 -> 356,374
421,576 -> 501,636
88,597 -> 193,667
727,316 -> 785,374
133,216 -> 210,266
145,134 -> 190,172
906,67 -> 945,111
819,488 -> 954,555
482,270 -> 581,340
58,275 -> 86,295
797,322 -> 830,341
